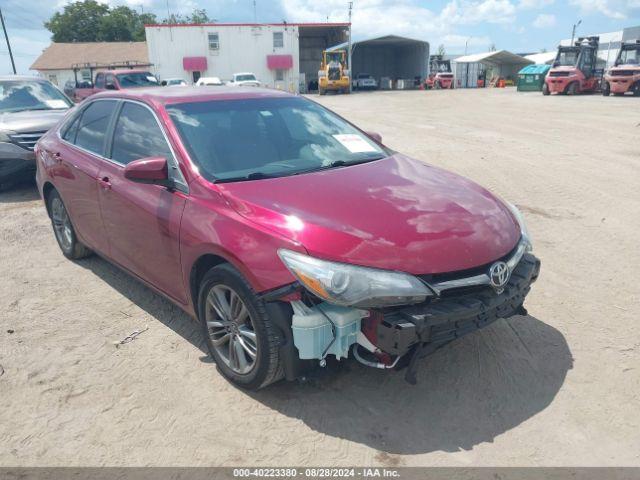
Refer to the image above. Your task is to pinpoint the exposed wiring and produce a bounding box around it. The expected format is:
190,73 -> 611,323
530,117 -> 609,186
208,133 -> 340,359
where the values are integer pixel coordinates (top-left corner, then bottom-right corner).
352,344 -> 401,369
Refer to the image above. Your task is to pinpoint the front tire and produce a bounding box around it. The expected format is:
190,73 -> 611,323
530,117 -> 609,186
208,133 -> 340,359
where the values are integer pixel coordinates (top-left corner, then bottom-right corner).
602,82 -> 611,96
198,264 -> 284,390
566,82 -> 578,95
633,82 -> 640,97
542,83 -> 550,96
47,189 -> 92,260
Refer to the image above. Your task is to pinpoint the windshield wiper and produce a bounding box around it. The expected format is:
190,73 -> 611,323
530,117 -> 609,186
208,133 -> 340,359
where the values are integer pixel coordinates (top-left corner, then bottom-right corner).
293,157 -> 384,175
214,171 -> 278,183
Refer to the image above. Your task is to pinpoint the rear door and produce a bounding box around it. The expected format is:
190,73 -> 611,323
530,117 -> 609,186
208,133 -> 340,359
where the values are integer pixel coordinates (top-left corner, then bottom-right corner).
97,100 -> 188,304
53,99 -> 118,254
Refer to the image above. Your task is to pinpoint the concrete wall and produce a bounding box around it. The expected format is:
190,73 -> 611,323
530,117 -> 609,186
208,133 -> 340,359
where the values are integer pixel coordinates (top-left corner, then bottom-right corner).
145,24 -> 300,91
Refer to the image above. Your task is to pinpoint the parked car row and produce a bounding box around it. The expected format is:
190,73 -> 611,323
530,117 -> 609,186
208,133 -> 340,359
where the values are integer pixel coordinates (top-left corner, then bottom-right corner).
30,84 -> 540,389
63,71 -> 262,103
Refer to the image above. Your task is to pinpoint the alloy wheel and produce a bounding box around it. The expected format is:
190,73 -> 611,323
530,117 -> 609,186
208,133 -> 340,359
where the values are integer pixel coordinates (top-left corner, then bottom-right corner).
51,197 -> 73,252
205,285 -> 258,375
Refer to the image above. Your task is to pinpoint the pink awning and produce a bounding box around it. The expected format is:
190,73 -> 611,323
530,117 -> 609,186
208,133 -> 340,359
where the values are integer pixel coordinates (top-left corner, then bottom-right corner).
183,56 -> 207,71
267,54 -> 293,70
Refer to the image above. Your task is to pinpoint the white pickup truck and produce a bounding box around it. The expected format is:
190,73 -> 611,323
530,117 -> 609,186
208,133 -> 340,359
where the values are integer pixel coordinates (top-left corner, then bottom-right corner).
228,73 -> 261,87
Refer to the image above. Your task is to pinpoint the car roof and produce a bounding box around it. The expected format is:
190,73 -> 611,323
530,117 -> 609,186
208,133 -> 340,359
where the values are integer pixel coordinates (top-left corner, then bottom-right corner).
90,85 -> 293,106
0,75 -> 49,82
98,69 -> 153,75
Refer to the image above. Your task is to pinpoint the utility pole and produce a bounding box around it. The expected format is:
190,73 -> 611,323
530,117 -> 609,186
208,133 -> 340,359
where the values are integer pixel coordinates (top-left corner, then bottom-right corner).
0,8 -> 16,75
347,1 -> 352,93
571,19 -> 581,45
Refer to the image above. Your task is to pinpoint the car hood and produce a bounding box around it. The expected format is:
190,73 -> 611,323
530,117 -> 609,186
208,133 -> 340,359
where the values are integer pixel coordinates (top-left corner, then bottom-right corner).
218,155 -> 520,274
0,109 -> 69,132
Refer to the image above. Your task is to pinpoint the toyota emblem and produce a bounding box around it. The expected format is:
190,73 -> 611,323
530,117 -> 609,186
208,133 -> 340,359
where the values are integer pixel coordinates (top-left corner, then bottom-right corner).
489,261 -> 510,293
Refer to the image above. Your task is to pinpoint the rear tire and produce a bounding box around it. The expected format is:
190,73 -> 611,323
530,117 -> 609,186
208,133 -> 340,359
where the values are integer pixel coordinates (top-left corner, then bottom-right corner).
542,83 -> 550,96
198,264 -> 284,390
47,189 -> 92,260
602,82 -> 610,96
633,82 -> 640,97
318,88 -> 326,96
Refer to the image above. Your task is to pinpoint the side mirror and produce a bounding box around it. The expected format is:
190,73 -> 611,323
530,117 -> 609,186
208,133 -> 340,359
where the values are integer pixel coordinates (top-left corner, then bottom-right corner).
366,131 -> 382,143
124,157 -> 172,187
105,82 -> 117,90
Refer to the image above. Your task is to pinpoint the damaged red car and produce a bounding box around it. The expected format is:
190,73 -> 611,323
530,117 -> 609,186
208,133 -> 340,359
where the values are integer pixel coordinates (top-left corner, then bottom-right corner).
35,87 -> 540,389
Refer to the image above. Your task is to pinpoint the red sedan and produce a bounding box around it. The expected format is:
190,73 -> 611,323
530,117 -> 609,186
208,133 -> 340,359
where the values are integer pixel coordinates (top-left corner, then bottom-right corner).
35,87 -> 540,389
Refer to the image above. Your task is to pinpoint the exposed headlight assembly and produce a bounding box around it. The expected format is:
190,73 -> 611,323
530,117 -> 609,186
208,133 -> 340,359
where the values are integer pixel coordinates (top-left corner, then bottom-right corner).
278,249 -> 431,308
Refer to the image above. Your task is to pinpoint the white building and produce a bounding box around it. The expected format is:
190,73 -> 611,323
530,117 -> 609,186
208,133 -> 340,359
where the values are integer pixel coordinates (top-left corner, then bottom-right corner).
144,22 -> 349,93
560,25 -> 640,68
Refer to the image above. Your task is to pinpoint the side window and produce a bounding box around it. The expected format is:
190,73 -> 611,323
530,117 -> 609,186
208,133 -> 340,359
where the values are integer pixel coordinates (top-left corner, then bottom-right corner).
62,113 -> 81,143
95,73 -> 105,89
106,74 -> 116,89
208,33 -> 219,51
273,31 -> 284,48
75,100 -> 116,155
110,102 -> 172,165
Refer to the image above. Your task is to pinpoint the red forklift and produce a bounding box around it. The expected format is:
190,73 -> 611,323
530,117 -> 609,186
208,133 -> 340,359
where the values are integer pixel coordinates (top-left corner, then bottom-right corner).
602,40 -> 640,96
425,55 -> 454,89
543,36 -> 601,95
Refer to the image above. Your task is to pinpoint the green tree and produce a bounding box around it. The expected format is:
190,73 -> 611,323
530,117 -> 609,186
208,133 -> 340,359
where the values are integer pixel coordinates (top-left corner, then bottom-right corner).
163,8 -> 212,24
45,0 -> 109,42
44,0 -> 199,42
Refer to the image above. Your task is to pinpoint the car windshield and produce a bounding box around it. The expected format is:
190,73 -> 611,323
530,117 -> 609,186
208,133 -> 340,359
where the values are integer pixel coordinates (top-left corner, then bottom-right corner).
555,49 -> 579,67
236,74 -> 256,82
0,80 -> 72,114
618,47 -> 640,65
116,72 -> 159,88
167,97 -> 389,182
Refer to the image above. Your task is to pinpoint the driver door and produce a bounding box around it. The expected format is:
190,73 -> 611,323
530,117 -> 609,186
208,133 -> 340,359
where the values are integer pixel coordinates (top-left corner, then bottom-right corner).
97,100 -> 189,305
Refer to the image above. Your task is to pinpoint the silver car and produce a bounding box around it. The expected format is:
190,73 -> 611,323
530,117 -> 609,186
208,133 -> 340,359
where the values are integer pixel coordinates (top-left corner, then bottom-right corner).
0,76 -> 72,188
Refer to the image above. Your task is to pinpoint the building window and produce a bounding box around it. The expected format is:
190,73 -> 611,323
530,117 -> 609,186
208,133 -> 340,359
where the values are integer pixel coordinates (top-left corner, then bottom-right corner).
273,31 -> 284,48
275,69 -> 285,81
208,33 -> 219,50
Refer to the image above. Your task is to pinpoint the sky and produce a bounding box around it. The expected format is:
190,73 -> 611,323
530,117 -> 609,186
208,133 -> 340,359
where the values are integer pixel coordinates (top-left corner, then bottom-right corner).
1,0 -> 640,75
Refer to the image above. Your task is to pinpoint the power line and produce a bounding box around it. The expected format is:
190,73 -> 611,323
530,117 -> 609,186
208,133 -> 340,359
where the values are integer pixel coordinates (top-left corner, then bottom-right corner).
0,7 -> 16,74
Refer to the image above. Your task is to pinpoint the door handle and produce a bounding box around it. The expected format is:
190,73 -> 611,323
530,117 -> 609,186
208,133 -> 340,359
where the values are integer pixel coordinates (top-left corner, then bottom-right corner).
98,176 -> 111,190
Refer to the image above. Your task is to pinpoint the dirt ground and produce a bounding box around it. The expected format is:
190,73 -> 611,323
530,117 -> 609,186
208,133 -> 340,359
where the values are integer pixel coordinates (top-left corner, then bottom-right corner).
1,88 -> 639,467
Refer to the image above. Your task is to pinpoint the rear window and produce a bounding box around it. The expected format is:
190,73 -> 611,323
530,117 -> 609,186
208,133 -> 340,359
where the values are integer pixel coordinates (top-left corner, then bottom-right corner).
116,72 -> 159,88
73,100 -> 117,155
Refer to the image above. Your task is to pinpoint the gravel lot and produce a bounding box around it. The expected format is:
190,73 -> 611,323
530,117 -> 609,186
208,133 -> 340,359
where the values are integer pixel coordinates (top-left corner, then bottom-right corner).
1,88 -> 639,467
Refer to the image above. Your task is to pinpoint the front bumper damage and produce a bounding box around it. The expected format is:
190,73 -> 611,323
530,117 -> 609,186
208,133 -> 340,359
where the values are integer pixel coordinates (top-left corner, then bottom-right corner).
376,253 -> 540,384
261,251 -> 540,385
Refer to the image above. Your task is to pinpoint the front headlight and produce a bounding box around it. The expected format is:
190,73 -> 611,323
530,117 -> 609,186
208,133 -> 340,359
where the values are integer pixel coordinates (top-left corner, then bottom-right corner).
278,249 -> 431,308
507,203 -> 533,251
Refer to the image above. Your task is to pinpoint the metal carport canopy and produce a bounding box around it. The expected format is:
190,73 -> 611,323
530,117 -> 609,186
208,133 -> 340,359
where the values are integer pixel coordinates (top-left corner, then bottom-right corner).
327,34 -> 428,51
454,50 -> 533,66
327,35 -> 430,81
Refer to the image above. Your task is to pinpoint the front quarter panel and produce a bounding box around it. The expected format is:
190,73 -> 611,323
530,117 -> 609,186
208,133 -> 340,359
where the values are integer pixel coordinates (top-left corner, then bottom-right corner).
180,180 -> 303,314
